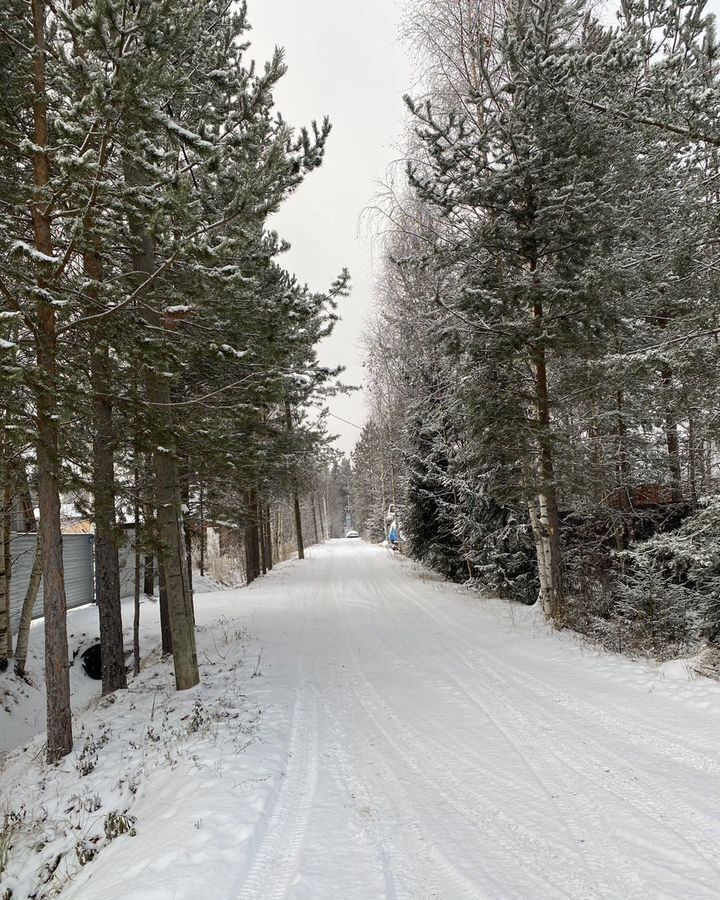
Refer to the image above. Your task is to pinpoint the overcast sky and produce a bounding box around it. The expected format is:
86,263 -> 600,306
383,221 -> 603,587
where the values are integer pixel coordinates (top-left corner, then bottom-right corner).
248,1 -> 413,455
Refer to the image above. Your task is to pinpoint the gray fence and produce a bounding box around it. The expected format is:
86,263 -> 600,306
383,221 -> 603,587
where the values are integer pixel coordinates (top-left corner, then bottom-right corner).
118,529 -> 152,600
9,533 -> 95,633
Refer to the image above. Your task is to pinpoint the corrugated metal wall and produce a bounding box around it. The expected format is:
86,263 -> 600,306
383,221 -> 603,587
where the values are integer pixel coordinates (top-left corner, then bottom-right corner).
9,533 -> 95,633
118,530 -> 140,599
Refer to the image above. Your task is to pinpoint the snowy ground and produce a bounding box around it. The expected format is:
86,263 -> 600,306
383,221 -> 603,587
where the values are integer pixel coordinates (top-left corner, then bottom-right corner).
3,540 -> 720,899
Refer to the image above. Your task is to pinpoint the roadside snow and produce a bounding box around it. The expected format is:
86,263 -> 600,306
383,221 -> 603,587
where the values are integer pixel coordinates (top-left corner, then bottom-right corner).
0,577 -> 230,757
3,541 -> 720,899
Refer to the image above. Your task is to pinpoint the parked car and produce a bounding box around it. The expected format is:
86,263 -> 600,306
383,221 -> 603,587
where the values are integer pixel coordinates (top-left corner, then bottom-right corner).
345,530 -> 360,539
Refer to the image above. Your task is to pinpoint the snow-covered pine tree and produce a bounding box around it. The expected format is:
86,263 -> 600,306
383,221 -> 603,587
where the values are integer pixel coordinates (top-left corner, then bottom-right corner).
0,0 -> 347,756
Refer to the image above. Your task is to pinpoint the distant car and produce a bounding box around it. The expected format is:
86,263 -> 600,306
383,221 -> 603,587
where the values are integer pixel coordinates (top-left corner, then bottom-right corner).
345,530 -> 360,539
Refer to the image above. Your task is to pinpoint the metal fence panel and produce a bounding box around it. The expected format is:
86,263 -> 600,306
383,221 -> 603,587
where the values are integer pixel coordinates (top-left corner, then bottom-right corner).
9,533 -> 95,633
117,529 -> 158,599
118,530 -> 137,599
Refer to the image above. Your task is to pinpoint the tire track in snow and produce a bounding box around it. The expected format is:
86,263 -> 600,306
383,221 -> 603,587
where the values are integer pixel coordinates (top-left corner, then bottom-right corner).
329,580 -> 600,900
327,578 -> 494,900
235,679 -> 318,900
359,581 -> 652,900
385,574 -> 720,894
466,643 -> 720,775
320,700 -> 431,900
463,651 -> 720,892
316,727 -> 401,900
322,678 -> 492,900
343,654 -> 605,899
351,567 -> 633,894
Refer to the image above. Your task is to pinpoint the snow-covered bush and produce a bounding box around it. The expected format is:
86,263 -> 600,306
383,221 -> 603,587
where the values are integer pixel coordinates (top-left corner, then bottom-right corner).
460,493 -> 539,604
566,499 -> 720,657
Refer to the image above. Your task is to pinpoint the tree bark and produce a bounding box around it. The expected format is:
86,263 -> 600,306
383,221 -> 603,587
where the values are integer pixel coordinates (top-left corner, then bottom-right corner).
180,466 -> 194,613
284,401 -> 305,560
0,474 -> 15,659
15,537 -> 43,678
86,248 -> 126,695
199,481 -> 206,577
293,492 -> 305,560
18,464 -> 36,532
311,495 -> 320,546
612,389 -> 630,551
244,490 -> 261,583
142,468 -> 156,598
264,504 -> 273,571
687,414 -> 698,509
133,537 -> 141,677
528,499 -> 551,616
0,473 -> 8,671
531,296 -> 564,619
133,455 -> 141,676
158,560 -> 172,656
124,161 -> 197,691
258,500 -> 267,576
31,0 -> 73,761
70,0 -> 126,696
660,361 -> 683,503
144,554 -> 155,596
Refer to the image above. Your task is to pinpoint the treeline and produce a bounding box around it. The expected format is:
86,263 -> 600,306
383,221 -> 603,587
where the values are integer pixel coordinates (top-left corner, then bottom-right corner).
356,0 -> 720,659
0,1 -> 348,762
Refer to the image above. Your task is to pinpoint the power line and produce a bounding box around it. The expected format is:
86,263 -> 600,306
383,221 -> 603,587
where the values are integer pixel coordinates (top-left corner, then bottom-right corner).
327,411 -> 363,430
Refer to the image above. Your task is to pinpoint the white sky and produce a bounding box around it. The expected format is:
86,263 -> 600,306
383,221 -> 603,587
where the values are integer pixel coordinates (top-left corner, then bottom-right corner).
248,1 -> 413,455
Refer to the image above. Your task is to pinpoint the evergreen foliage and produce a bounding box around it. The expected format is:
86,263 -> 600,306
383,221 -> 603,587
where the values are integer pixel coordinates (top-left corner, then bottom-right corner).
356,0 -> 720,659
0,0 -> 347,759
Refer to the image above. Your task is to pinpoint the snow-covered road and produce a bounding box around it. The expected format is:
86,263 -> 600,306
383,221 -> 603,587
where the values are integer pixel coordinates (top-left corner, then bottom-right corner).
52,539 -> 720,899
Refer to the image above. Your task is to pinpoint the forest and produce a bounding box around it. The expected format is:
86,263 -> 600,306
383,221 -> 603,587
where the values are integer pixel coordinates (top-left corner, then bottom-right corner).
4,1 -> 720,898
353,0 -> 720,670
0,0 -> 350,764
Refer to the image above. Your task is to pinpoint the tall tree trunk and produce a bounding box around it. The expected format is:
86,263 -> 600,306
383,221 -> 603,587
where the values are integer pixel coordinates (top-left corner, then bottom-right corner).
0,474 -> 7,671
687,415 -> 698,509
14,537 -> 43,678
132,458 -> 141,677
133,537 -> 141,677
285,401 -> 305,559
3,474 -> 12,659
31,0 -> 72,761
148,366 -> 196,687
527,499 -> 551,616
531,297 -> 564,619
158,561 -> 172,656
18,464 -> 36,532
274,508 -> 281,561
244,490 -> 261,583
612,389 -> 630,551
143,468 -> 155,597
660,361 -> 683,503
315,493 -> 326,542
657,313 -> 683,502
258,500 -> 267,576
87,252 -> 126,695
389,457 -> 402,552
181,466 -> 194,612
379,458 -> 388,538
199,480 -> 206,577
311,495 -> 320,546
264,504 -> 273,571
71,0 -> 125,696
322,494 -> 330,541
292,492 -> 305,560
244,529 -> 254,585
144,553 -> 155,596
124,162 -> 197,691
